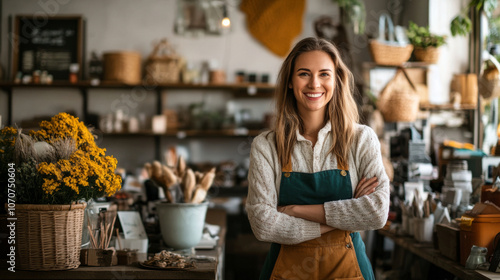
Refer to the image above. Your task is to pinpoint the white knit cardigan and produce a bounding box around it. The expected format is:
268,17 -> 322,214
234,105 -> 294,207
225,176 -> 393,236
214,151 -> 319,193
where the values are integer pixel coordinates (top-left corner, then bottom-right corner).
246,122 -> 390,245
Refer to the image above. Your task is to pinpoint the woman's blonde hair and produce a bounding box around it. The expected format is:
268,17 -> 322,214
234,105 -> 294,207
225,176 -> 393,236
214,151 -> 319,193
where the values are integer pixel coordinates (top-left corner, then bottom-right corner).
274,37 -> 359,169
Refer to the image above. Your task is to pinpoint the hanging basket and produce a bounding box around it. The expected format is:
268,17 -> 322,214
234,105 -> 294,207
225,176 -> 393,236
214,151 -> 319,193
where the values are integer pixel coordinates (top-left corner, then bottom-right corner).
145,39 -> 182,84
369,13 -> 413,66
14,203 -> 86,270
413,47 -> 440,64
479,54 -> 500,101
377,67 -> 420,122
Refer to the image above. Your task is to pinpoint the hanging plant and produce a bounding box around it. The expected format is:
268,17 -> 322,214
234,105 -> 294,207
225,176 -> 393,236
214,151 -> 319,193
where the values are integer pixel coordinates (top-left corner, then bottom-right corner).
332,0 -> 366,35
450,0 -> 498,36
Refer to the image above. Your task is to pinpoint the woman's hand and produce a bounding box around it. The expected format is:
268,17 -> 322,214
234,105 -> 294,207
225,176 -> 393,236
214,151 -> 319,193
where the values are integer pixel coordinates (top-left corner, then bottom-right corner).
354,177 -> 378,198
320,224 -> 336,234
277,205 -> 294,216
278,205 -> 336,234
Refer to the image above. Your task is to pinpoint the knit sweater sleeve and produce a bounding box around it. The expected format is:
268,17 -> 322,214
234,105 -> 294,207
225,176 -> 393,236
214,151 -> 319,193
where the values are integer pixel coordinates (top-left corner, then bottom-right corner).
323,126 -> 390,231
245,133 -> 321,245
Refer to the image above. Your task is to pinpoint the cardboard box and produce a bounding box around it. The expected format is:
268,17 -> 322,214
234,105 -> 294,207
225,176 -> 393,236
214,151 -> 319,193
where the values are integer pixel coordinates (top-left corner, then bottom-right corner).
116,250 -> 138,265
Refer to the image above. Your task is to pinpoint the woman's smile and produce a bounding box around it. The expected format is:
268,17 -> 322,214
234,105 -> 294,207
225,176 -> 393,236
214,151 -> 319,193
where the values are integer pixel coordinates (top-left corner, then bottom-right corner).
303,92 -> 324,100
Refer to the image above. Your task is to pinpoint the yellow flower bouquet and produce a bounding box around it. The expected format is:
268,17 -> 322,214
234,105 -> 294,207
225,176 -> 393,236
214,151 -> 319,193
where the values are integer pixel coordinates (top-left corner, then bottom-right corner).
0,112 -> 122,205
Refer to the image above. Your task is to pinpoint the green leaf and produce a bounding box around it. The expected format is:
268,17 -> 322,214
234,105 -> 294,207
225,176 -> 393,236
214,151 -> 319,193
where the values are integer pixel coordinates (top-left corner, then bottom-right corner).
450,15 -> 472,37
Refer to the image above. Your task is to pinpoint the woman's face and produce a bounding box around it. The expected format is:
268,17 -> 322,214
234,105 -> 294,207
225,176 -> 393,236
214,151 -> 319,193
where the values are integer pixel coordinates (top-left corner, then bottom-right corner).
290,50 -> 335,116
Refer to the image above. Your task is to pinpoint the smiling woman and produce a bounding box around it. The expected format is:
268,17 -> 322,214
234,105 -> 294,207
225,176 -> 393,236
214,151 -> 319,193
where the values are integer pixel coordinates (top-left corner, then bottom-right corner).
246,37 -> 390,280
290,50 -> 335,145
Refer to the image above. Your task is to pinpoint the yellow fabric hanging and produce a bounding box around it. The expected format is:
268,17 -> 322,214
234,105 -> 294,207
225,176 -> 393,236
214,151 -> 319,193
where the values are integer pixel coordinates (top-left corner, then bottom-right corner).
240,0 -> 305,57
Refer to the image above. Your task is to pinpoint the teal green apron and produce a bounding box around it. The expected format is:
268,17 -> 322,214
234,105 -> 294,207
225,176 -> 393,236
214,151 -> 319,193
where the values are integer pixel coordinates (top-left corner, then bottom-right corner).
259,156 -> 375,280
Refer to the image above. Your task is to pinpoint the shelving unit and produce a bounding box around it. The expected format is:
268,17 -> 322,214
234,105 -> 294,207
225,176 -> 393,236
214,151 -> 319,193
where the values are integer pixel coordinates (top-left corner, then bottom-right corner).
0,81 -> 275,161
0,81 -> 275,125
102,129 -> 264,138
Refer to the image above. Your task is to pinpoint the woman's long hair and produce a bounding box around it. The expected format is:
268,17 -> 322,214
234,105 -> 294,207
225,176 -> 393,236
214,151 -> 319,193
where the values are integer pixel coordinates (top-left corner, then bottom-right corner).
274,37 -> 359,169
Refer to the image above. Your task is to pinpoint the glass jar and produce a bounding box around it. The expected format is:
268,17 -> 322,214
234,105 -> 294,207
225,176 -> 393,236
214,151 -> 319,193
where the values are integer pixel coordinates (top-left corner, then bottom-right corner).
465,245 -> 487,269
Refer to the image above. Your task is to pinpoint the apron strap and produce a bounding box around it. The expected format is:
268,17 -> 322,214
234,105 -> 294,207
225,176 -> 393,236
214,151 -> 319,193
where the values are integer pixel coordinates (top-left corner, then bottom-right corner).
337,156 -> 349,171
281,154 -> 349,172
282,159 -> 292,173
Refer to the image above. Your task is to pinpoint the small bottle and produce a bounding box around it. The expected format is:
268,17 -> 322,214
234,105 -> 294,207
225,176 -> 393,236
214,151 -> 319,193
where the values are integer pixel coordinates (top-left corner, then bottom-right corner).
89,51 -> 103,86
235,71 -> 245,83
14,71 -> 22,84
69,63 -> 80,84
40,71 -> 48,84
32,70 -> 41,84
22,75 -> 32,84
199,61 -> 210,84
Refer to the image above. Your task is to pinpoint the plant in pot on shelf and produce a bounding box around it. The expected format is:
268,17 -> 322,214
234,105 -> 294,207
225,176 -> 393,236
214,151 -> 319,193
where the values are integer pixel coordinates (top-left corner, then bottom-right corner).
0,112 -> 122,271
143,158 -> 216,254
406,21 -> 447,64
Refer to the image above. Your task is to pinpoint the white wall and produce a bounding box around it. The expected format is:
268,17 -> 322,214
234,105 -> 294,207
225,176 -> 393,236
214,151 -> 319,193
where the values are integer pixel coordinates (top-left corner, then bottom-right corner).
429,0 -> 470,104
0,0 -> 468,170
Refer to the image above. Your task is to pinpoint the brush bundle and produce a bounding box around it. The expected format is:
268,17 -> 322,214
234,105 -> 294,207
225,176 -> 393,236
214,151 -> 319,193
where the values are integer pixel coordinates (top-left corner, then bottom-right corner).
87,209 -> 117,250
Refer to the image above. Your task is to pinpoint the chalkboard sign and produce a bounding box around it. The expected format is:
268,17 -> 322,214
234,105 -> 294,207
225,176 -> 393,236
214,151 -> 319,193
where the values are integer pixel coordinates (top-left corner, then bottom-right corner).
12,15 -> 83,81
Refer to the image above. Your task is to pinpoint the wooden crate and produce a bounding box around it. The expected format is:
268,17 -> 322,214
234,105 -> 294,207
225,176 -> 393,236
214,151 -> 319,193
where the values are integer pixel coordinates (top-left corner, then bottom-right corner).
436,223 -> 460,261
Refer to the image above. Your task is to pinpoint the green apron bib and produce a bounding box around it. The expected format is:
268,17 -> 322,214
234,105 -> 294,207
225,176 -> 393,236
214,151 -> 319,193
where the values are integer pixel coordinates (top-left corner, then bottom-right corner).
259,156 -> 375,280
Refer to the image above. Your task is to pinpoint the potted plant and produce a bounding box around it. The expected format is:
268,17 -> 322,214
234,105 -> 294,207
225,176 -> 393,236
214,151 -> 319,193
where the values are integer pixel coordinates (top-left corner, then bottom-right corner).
143,159 -> 216,251
406,21 -> 447,64
0,112 -> 122,270
450,0 -> 497,37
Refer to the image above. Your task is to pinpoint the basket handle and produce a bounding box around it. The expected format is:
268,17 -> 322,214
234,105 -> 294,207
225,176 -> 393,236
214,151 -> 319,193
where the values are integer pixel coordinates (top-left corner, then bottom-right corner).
378,13 -> 395,42
482,50 -> 500,74
397,66 -> 417,91
148,38 -> 176,59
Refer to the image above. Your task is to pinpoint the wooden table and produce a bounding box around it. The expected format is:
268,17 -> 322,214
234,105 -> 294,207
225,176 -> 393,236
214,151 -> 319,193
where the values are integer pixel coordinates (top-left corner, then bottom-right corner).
378,229 -> 499,280
4,209 -> 226,280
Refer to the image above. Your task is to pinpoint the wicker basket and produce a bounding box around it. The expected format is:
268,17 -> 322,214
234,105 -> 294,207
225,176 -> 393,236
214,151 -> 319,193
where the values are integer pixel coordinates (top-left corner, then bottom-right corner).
145,39 -> 182,83
479,77 -> 500,100
370,40 -> 413,66
369,13 -> 413,66
377,68 -> 419,122
413,47 -> 440,64
479,56 -> 500,100
15,203 -> 86,270
452,73 -> 478,106
103,51 -> 142,84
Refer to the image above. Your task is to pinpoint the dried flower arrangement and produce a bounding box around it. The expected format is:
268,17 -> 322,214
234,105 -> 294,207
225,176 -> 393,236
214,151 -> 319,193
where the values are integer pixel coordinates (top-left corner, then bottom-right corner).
0,112 -> 122,205
144,156 -> 215,204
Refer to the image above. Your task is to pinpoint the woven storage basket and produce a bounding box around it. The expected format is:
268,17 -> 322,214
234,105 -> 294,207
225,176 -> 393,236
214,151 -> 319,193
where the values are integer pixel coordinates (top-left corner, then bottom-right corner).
15,203 -> 86,270
414,47 -> 440,64
370,13 -> 413,66
145,39 -> 181,83
479,55 -> 500,100
103,51 -> 142,84
377,68 -> 419,122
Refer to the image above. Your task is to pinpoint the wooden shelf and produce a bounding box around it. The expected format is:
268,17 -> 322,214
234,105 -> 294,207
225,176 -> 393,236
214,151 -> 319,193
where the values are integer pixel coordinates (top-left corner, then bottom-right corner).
363,61 -> 435,69
103,129 -> 265,138
419,103 -> 477,111
378,229 -> 492,280
0,81 -> 276,91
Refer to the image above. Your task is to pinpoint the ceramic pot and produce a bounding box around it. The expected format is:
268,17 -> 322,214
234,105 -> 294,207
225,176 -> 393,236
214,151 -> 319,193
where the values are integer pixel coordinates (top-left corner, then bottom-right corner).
156,201 -> 208,250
